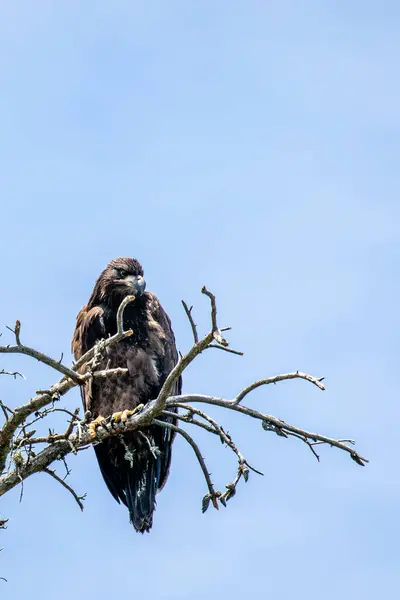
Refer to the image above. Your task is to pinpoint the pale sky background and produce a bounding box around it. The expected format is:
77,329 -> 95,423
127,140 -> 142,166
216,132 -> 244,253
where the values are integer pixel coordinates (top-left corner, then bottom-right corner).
0,2 -> 399,598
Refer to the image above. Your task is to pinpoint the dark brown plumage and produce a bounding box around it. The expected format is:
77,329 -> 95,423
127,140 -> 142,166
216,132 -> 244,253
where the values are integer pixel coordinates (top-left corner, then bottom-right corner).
72,257 -> 181,532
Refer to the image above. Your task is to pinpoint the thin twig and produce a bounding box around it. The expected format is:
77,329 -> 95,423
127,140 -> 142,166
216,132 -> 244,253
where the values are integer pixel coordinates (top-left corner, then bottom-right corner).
63,408 -> 81,438
182,301 -> 199,343
165,405 -> 247,469
53,407 -> 81,423
18,475 -> 24,503
6,320 -> 21,345
0,402 -> 13,423
201,286 -> 228,346
14,408 -> 80,449
270,425 -> 321,462
0,370 -> 25,379
43,468 -> 86,511
201,288 -> 218,332
206,344 -> 244,356
311,438 -> 355,446
234,371 -> 326,404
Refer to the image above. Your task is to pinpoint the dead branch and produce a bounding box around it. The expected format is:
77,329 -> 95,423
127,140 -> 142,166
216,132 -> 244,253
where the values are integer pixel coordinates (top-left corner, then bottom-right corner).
0,297 -> 136,474
166,394 -> 368,465
0,286 -> 367,525
201,286 -> 228,346
181,301 -> 198,343
153,418 -> 219,510
162,406 -> 262,508
1,320 -> 82,383
6,320 -> 21,345
234,372 -> 325,404
0,370 -> 25,380
206,344 -> 244,356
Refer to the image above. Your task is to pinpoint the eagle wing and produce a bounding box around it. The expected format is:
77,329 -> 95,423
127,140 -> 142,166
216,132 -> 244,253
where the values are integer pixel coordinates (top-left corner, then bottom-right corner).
72,304 -> 106,360
72,304 -> 107,419
146,293 -> 181,490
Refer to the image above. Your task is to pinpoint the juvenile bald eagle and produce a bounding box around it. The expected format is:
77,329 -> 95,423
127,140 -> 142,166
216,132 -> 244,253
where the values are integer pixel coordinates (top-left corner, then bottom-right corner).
72,257 -> 181,532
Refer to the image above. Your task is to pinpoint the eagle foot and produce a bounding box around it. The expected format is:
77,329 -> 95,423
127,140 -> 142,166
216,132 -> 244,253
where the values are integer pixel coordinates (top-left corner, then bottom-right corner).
111,405 -> 145,424
88,415 -> 107,440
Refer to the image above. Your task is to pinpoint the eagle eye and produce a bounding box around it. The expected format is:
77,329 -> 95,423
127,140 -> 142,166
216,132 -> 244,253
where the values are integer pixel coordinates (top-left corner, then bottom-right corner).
119,269 -> 129,278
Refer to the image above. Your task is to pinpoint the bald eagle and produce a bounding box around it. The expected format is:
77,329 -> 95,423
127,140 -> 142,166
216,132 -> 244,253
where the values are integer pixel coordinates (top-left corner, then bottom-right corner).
72,257 -> 181,532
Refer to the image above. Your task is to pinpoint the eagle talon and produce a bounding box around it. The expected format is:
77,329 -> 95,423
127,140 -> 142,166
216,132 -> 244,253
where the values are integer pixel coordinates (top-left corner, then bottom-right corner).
120,409 -> 132,423
111,405 -> 145,425
130,404 -> 145,417
88,415 -> 107,440
111,411 -> 124,424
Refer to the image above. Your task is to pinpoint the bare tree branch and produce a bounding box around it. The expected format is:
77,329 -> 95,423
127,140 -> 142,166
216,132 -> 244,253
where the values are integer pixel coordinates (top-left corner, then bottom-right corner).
166,394 -> 368,465
1,319 -> 82,383
0,402 -> 14,423
0,370 -> 25,380
6,320 -> 21,345
181,301 -> 198,343
234,371 -> 326,404
0,373 -> 367,501
0,343 -> 82,383
13,408 -> 81,449
0,286 -> 368,528
0,379 -> 76,474
206,344 -> 244,356
163,406 -> 262,506
0,296 -> 136,473
201,286 -> 228,346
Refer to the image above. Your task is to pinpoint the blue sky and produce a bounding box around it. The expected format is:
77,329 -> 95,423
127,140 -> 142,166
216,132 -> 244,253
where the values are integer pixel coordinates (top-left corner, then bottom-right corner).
0,1 -> 399,597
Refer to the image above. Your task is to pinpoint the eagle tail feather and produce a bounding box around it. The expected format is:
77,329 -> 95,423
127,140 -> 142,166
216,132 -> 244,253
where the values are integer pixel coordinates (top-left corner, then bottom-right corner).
126,455 -> 160,533
94,431 -> 167,533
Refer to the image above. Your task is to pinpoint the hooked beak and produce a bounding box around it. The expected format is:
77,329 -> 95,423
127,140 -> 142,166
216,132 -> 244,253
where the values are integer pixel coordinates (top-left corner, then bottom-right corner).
124,275 -> 146,296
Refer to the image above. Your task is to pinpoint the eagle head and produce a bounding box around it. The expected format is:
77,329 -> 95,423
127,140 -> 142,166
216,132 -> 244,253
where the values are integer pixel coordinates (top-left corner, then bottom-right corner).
92,257 -> 146,305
